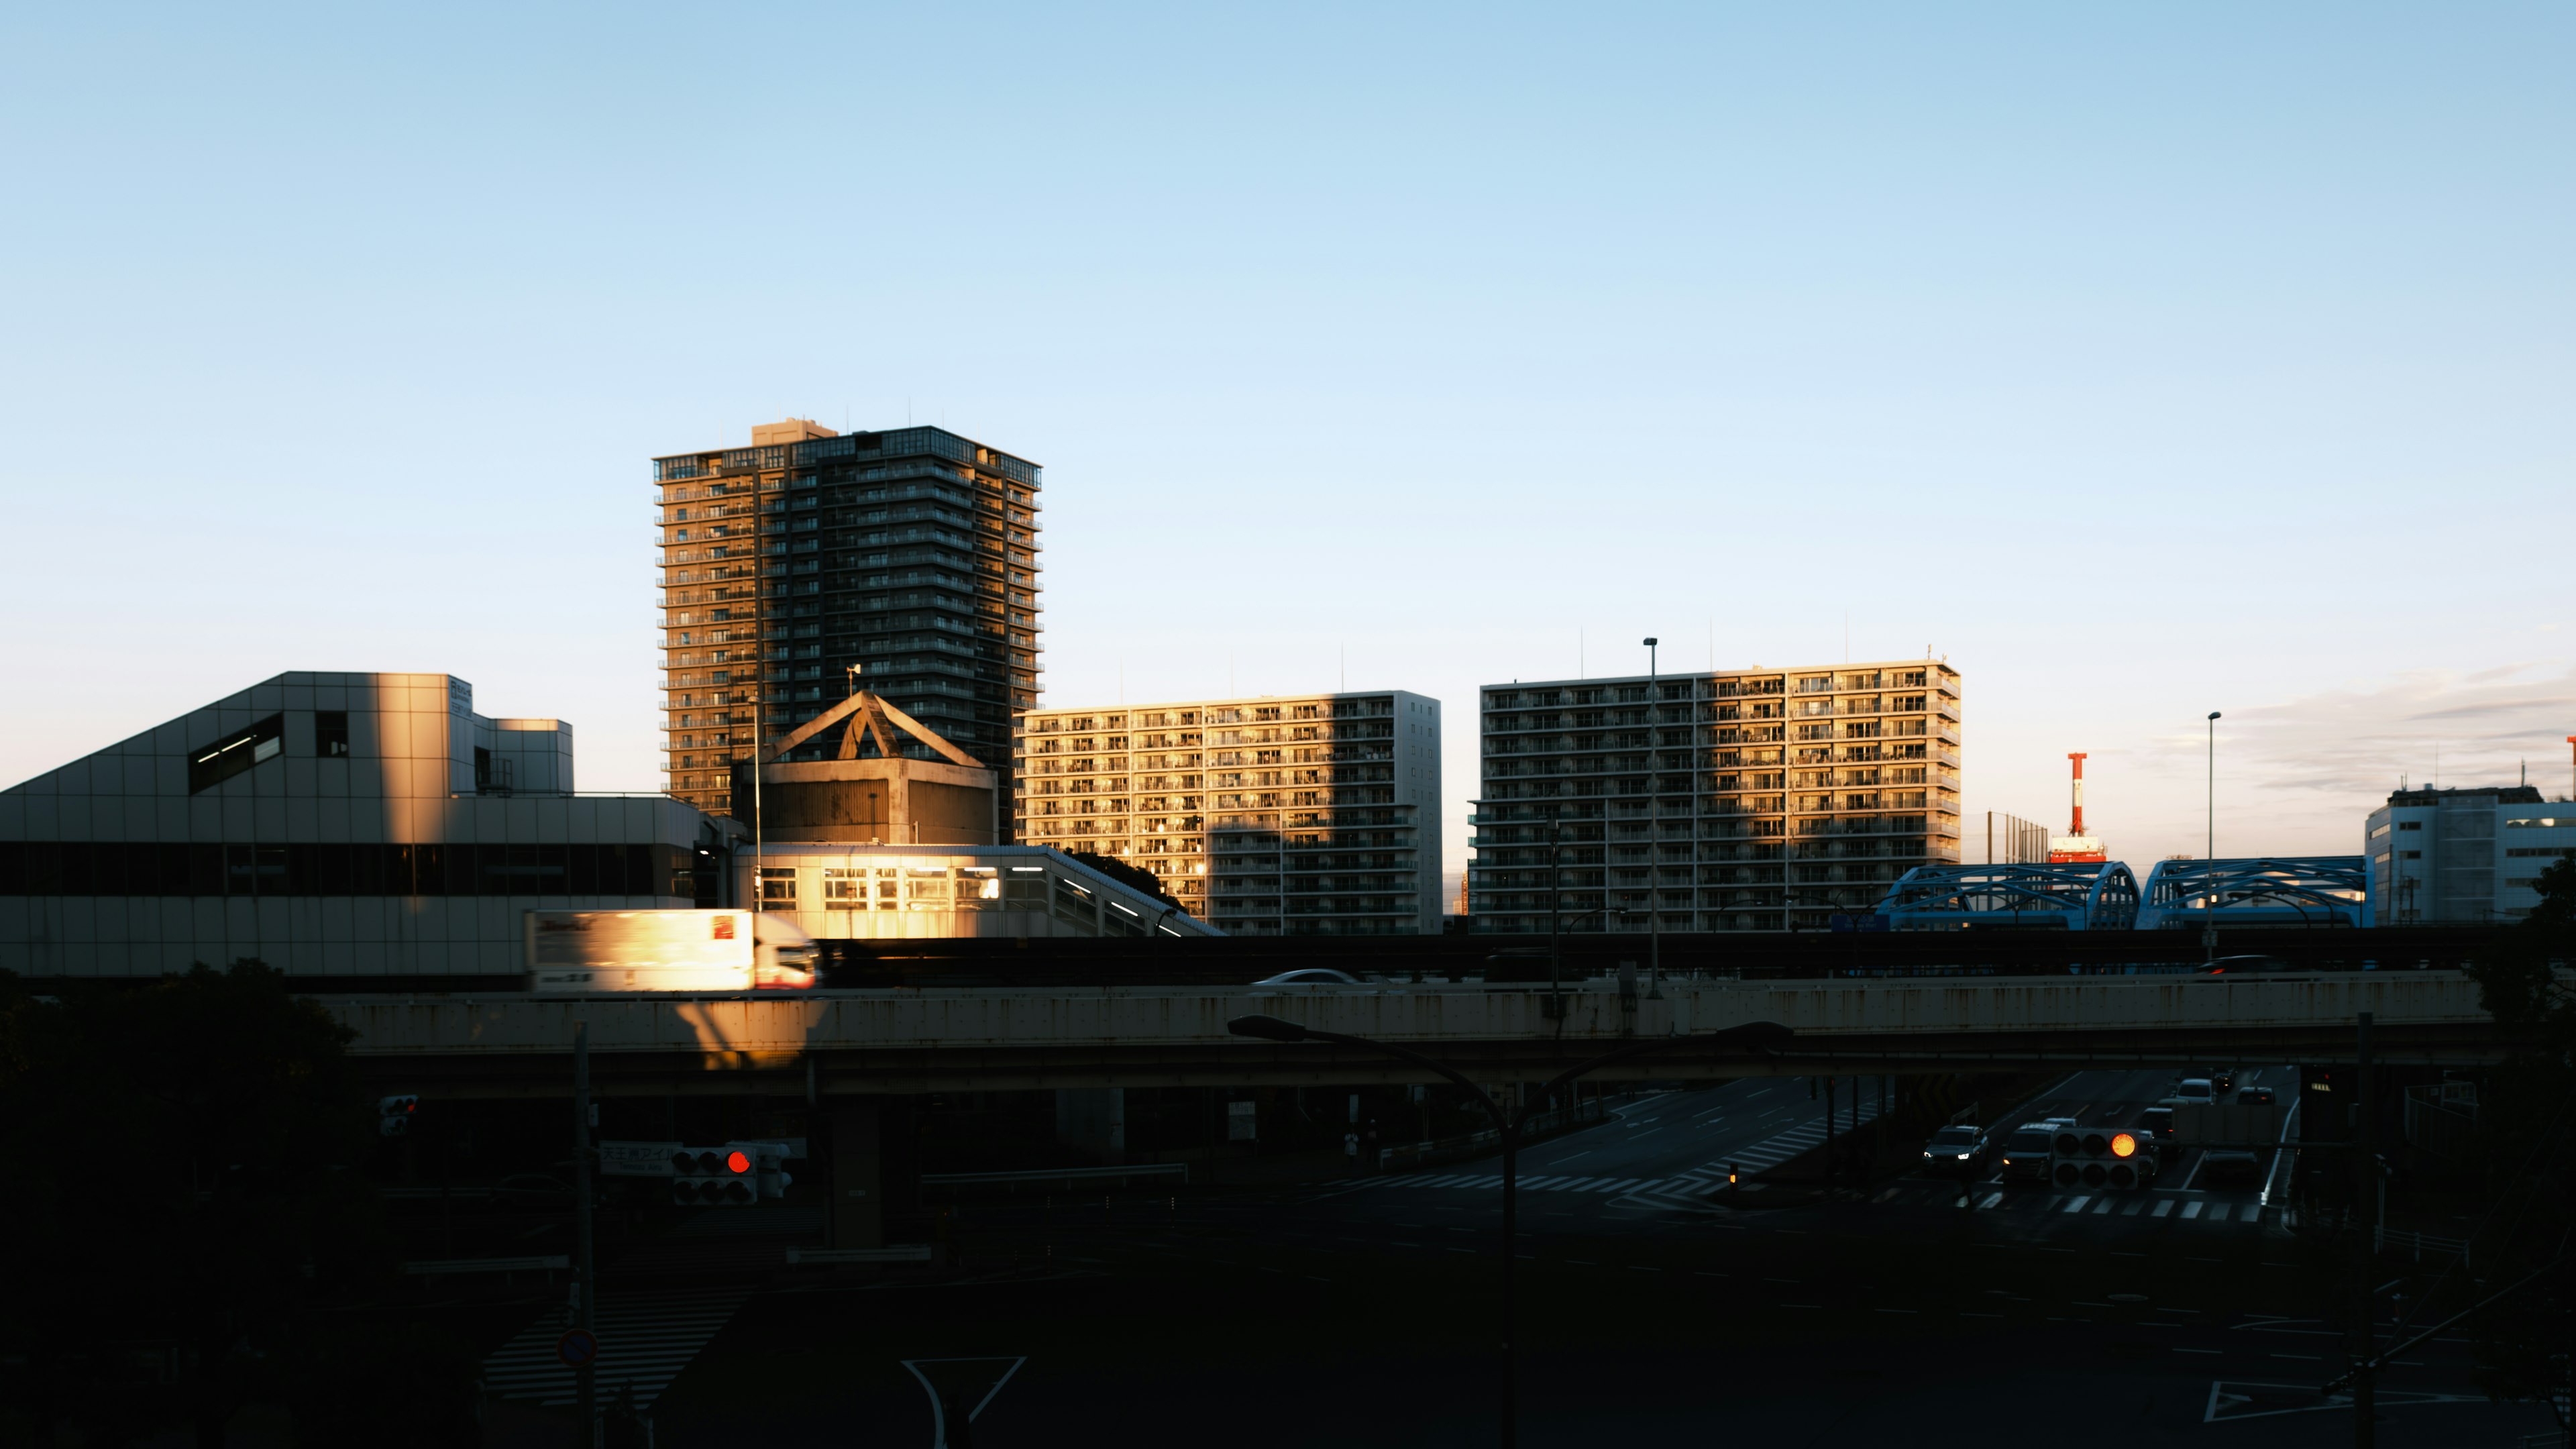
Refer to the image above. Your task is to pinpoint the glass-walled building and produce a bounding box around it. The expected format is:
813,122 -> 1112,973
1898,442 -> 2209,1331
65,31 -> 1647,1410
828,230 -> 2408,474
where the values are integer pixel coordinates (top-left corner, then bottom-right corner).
1012,691 -> 1444,935
654,421 -> 1042,821
1470,660 -> 1963,933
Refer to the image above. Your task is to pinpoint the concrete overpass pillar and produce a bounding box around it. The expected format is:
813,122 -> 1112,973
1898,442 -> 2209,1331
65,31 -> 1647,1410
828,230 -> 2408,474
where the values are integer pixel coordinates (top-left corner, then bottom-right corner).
1056,1089 -> 1126,1163
826,1100 -> 884,1250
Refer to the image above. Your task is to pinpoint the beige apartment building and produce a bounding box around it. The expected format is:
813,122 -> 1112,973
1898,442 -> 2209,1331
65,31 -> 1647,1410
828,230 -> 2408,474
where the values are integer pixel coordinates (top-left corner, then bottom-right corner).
1012,690 -> 1444,935
1469,660 -> 1962,933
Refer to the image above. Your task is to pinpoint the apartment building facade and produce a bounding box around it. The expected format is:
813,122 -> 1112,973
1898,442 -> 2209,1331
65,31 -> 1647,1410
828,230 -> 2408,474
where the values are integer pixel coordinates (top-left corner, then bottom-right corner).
1012,691 -> 1444,934
1470,660 -> 1963,933
654,421 -> 1041,820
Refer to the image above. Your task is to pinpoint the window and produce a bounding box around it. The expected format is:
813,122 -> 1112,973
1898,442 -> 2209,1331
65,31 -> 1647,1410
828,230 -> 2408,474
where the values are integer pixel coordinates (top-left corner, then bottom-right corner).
2398,821 -> 2421,831
316,711 -> 350,757
822,867 -> 865,902
189,714 -> 284,792
759,867 -> 797,904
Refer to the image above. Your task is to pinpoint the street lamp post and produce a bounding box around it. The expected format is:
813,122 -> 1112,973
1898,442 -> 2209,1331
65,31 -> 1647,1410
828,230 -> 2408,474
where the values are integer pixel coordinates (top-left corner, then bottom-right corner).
1644,637 -> 1660,999
2205,711 -> 2222,967
1226,1013 -> 1790,1448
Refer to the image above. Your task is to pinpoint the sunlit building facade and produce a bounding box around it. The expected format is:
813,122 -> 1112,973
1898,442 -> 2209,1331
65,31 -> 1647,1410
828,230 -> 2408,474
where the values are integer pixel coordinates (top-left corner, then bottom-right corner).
1470,660 -> 1963,933
653,421 -> 1042,821
1012,691 -> 1444,935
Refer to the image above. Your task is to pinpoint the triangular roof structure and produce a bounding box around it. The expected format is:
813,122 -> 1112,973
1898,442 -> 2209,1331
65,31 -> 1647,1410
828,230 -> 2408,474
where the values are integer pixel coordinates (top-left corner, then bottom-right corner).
762,684 -> 985,770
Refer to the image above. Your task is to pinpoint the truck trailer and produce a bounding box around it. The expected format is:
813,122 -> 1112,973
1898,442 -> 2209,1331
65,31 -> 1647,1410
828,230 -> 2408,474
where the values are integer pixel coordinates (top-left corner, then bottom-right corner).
525,909 -> 818,993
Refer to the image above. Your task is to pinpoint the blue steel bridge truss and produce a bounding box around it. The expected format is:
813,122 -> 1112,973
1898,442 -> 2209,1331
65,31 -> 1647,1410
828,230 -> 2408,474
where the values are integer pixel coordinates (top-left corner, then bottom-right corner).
1875,860 -> 2141,932
2135,855 -> 2372,930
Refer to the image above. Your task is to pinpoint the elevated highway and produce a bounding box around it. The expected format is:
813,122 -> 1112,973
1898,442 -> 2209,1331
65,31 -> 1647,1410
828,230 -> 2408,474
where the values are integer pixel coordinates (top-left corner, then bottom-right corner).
326,970 -> 2508,1098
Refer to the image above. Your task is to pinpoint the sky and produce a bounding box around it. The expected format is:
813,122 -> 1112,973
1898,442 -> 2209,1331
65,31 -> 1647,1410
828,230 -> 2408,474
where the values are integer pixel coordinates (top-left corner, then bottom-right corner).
3,3 -> 2570,896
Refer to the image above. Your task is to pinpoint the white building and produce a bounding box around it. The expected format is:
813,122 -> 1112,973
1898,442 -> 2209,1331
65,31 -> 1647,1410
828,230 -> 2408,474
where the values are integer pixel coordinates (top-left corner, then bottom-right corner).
1013,690 -> 1444,935
2367,784 -> 2575,924
0,672 -> 708,980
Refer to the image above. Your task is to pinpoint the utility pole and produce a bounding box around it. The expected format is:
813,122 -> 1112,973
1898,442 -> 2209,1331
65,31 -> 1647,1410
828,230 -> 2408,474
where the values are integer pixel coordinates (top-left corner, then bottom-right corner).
573,1020 -> 598,1446
2353,1010 -> 2375,1448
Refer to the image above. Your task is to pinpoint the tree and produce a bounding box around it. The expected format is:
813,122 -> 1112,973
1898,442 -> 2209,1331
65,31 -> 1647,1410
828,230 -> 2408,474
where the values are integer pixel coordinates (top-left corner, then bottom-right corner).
1069,850 -> 1183,911
2460,856 -> 2576,1426
0,960 -> 472,1446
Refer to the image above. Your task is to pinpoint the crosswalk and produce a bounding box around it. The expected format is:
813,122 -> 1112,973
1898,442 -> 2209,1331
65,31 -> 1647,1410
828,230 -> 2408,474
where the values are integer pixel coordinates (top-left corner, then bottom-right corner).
481,1287 -> 751,1409
1873,1183 -> 2271,1224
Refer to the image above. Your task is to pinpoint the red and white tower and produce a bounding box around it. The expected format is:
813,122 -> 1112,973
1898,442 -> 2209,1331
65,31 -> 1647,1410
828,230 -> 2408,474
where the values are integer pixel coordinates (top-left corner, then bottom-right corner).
2048,752 -> 2107,863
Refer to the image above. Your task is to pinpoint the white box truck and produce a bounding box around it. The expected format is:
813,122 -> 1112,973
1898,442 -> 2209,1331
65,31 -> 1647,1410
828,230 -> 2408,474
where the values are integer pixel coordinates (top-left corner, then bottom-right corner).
525,909 -> 819,994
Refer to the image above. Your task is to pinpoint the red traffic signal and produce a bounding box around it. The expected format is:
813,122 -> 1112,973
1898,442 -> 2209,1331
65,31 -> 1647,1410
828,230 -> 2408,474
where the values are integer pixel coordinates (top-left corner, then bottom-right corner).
726,1149 -> 751,1175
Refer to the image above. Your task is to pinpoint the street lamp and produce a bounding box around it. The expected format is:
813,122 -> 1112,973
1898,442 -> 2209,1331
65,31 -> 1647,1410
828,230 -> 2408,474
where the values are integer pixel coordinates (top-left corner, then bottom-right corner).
1226,1012 -> 1791,1448
2205,711 -> 2222,967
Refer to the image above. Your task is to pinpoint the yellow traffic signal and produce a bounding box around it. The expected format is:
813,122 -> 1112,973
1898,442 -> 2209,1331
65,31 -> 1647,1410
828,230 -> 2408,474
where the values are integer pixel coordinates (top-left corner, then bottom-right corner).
2109,1132 -> 2137,1159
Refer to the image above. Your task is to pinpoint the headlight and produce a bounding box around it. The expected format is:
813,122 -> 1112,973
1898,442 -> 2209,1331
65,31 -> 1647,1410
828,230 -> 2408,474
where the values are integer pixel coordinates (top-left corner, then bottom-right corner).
1955,1152 -> 1970,1159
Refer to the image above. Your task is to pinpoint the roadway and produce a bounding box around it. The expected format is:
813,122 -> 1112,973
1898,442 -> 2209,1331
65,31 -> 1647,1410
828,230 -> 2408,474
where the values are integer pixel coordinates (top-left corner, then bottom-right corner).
446,1064 -> 2546,1444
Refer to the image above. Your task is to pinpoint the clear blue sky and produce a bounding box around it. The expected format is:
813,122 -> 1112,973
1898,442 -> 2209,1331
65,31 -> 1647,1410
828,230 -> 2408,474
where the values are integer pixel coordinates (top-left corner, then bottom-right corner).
5,4 -> 2570,889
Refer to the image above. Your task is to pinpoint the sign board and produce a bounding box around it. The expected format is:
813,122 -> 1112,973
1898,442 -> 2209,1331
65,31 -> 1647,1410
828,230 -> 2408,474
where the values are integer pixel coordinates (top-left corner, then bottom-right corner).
1226,1101 -> 1257,1141
598,1140 -> 685,1178
555,1328 -> 600,1369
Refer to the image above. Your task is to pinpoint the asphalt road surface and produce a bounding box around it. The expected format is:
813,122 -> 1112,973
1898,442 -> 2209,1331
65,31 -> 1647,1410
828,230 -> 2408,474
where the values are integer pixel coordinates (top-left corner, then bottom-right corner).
474,1069 -> 2555,1446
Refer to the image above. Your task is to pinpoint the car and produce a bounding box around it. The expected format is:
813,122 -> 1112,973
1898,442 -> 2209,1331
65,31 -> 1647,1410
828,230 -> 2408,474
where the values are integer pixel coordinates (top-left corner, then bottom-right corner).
2201,1148 -> 2263,1188
1253,968 -> 1361,986
1998,1119 -> 2072,1184
2235,1086 -> 2275,1106
492,1173 -> 577,1211
2138,1106 -> 2180,1161
2212,1069 -> 2236,1093
2194,955 -> 2297,977
1922,1124 -> 1990,1175
2160,1077 -> 2216,1108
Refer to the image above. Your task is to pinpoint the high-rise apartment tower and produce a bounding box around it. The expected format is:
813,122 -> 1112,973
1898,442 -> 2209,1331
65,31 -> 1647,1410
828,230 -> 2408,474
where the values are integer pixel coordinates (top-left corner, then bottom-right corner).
1014,690 -> 1444,934
655,421 -> 1041,817
1470,660 -> 1962,932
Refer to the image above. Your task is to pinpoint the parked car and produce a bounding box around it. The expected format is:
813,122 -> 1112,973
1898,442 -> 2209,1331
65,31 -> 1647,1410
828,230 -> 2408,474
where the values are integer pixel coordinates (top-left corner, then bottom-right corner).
1923,1124 -> 1991,1175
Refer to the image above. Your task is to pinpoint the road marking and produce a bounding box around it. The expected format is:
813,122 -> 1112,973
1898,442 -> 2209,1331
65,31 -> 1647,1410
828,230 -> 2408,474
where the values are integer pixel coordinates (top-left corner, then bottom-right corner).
2062,1196 -> 2092,1214
1978,1192 -> 2004,1210
2182,1201 -> 2205,1220
2121,1200 -> 2147,1216
2090,1199 -> 2116,1215
2153,1199 -> 2176,1218
482,1287 -> 750,1409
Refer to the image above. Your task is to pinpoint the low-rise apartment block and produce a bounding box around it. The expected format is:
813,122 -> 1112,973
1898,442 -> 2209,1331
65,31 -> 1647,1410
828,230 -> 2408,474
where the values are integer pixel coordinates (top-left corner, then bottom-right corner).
1013,691 -> 1444,935
1470,660 -> 1963,933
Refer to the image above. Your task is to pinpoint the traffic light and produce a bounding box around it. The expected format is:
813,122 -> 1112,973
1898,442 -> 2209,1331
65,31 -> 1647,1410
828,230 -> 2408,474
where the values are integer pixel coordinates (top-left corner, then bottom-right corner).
744,1141 -> 794,1200
670,1146 -> 759,1206
2050,1126 -> 2157,1189
378,1095 -> 420,1138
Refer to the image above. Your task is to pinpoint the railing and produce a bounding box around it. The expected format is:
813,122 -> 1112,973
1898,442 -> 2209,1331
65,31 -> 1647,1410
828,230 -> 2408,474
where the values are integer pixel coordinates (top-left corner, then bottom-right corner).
2375,1226 -> 2472,1266
401,1255 -> 568,1279
921,1163 -> 1189,1191
1375,1097 -> 1607,1173
785,1245 -> 935,1265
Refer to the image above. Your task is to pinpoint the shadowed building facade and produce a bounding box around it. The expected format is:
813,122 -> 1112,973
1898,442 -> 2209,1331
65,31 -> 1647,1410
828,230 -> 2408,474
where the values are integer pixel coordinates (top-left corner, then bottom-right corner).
655,421 -> 1042,826
1471,659 -> 1964,933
